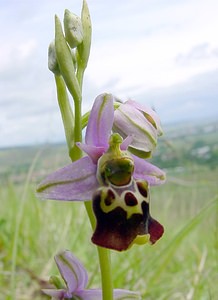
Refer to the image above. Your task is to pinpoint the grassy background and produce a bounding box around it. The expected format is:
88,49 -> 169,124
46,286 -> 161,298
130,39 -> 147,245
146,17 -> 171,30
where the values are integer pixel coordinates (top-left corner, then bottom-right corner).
0,120 -> 218,300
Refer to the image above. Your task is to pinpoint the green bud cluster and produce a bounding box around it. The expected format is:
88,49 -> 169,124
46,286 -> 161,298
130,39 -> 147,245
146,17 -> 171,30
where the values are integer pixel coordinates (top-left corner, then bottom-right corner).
47,0 -> 92,161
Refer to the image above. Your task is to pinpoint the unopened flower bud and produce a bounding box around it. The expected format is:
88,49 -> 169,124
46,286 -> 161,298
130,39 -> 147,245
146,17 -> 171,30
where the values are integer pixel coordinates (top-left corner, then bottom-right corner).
55,15 -> 81,100
48,40 -> 60,75
76,0 -> 92,69
64,9 -> 83,49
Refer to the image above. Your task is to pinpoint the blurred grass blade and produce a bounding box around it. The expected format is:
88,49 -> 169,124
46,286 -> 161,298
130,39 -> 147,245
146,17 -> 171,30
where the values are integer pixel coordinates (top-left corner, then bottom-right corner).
10,150 -> 42,300
141,196 -> 218,284
186,248 -> 208,300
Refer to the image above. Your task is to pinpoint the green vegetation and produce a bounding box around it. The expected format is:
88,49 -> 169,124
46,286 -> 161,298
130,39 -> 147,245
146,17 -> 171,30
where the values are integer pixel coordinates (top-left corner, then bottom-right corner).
151,119 -> 218,170
0,120 -> 217,299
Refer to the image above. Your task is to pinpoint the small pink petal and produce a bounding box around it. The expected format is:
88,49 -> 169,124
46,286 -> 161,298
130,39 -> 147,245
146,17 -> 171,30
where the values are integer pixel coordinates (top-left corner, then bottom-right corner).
76,142 -> 106,164
120,135 -> 134,150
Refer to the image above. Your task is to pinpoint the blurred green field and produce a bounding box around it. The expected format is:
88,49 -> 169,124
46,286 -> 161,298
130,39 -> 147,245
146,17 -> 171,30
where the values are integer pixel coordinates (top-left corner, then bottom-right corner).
0,120 -> 218,300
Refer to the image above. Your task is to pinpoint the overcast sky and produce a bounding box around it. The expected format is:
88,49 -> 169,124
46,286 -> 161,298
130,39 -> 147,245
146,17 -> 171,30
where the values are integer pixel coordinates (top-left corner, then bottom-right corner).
0,0 -> 218,147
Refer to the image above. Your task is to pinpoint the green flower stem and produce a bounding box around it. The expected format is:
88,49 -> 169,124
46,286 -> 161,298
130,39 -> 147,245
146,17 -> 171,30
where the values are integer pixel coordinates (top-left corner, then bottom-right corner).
97,247 -> 113,300
76,65 -> 85,89
54,75 -> 75,157
84,201 -> 114,300
82,110 -> 90,128
70,98 -> 83,161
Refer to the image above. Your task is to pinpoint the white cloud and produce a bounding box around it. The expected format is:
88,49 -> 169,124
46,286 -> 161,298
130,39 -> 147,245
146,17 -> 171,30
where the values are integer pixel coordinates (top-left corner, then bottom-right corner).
85,0 -> 218,98
17,39 -> 38,60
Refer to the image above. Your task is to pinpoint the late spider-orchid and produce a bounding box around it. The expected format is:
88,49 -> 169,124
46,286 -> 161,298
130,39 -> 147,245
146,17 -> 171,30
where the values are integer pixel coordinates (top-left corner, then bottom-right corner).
37,93 -> 165,251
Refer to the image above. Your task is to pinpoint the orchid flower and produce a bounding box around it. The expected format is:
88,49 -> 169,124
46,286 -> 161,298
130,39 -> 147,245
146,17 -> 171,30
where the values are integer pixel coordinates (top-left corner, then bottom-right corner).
37,93 -> 165,251
43,250 -> 141,299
